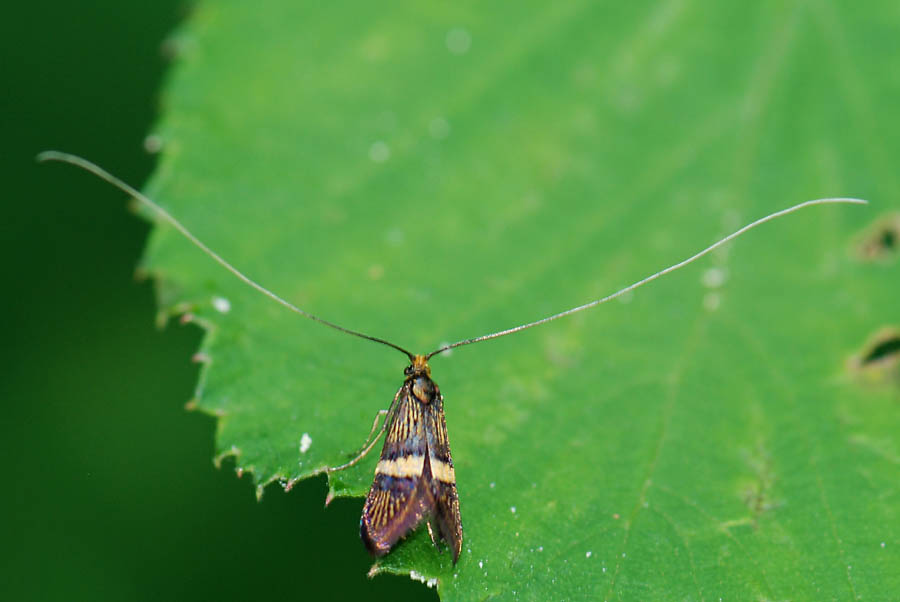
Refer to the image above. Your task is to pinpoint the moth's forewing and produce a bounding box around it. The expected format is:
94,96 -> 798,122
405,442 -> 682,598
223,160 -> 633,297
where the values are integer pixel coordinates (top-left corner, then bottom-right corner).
360,382 -> 428,556
424,385 -> 462,563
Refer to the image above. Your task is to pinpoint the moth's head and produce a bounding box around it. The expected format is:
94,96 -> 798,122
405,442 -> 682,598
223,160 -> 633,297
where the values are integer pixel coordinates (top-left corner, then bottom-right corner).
404,354 -> 431,378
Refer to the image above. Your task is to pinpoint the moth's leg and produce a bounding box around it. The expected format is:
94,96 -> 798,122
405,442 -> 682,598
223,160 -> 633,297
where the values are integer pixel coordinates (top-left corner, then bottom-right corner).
351,409 -> 389,457
327,430 -> 384,473
326,386 -> 402,474
426,522 -> 439,548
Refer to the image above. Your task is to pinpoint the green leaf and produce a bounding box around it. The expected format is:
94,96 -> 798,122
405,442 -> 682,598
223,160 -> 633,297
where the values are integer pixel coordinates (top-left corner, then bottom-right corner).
142,1 -> 899,598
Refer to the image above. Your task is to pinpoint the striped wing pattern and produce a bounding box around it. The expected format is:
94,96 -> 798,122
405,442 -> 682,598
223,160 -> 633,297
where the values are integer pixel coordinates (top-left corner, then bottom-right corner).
360,372 -> 462,563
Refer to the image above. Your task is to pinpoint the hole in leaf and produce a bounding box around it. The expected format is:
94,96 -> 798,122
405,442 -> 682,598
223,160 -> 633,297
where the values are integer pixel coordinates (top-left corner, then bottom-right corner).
849,327 -> 900,385
861,335 -> 900,366
856,213 -> 900,262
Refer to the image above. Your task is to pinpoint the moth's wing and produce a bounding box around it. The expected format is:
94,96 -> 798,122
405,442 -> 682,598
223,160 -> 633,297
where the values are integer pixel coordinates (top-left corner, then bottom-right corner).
360,382 -> 434,556
425,388 -> 463,563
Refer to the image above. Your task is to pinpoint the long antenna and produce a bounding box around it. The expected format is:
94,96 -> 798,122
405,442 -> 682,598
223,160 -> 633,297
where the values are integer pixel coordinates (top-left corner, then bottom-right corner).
426,196 -> 867,359
38,150 -> 415,360
41,151 -> 866,364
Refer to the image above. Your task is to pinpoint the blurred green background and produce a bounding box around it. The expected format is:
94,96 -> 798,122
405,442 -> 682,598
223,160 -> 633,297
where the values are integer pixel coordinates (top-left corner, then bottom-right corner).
1,2 -> 432,600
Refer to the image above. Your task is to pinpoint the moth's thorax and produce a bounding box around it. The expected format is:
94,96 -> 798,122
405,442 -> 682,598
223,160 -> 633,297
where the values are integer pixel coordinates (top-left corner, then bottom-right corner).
410,375 -> 436,404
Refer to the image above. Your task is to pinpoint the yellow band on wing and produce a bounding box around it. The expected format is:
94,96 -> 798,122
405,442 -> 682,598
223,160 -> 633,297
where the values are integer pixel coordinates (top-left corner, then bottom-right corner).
375,456 -> 456,484
375,456 -> 423,478
430,457 -> 456,484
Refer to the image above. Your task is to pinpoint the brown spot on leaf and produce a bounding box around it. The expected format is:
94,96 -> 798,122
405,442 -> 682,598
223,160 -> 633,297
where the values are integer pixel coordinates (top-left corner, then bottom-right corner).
856,213 -> 900,262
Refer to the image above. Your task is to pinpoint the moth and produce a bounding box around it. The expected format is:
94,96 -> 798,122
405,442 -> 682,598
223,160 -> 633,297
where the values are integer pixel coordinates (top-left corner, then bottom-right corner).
353,354 -> 462,562
38,151 -> 865,564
